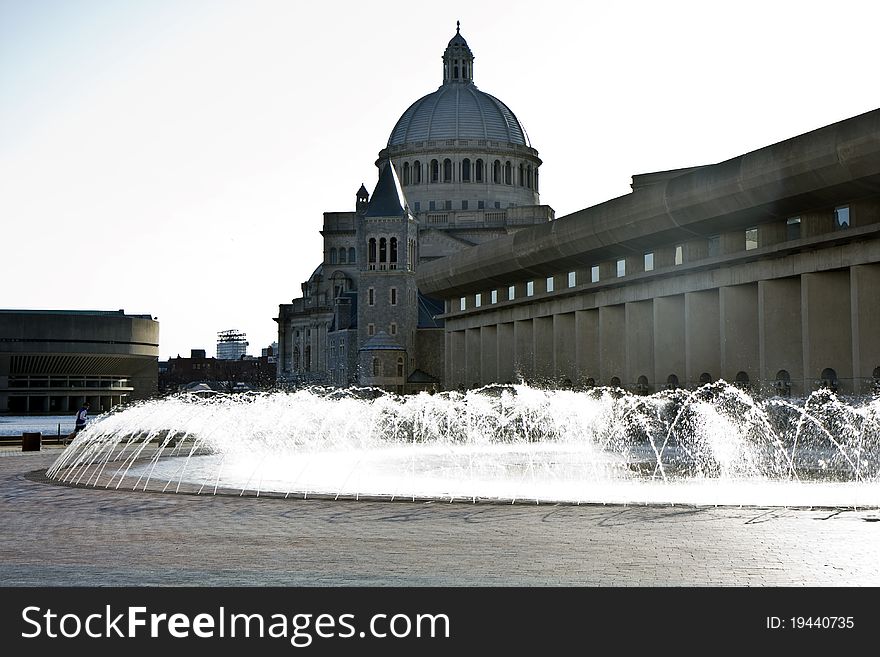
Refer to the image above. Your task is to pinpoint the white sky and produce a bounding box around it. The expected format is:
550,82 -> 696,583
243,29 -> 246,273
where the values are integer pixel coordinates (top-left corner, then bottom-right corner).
2,0 -> 878,361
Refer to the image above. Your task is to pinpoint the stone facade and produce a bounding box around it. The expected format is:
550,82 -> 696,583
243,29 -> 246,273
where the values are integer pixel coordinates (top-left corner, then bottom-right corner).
276,27 -> 553,391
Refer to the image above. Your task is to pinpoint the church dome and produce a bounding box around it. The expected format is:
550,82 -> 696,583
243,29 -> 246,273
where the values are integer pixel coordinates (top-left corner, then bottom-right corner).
386,23 -> 530,148
387,86 -> 530,147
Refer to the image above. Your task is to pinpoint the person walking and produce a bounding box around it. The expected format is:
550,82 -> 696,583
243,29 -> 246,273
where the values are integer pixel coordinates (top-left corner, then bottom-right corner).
65,401 -> 90,444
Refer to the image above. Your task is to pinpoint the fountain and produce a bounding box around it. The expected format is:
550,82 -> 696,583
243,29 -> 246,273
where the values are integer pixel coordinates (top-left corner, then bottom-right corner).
46,382 -> 880,507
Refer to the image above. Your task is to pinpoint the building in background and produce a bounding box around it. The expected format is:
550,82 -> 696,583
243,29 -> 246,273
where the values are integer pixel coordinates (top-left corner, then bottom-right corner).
216,329 -> 248,360
159,348 -> 276,394
0,309 -> 159,414
276,26 -> 553,392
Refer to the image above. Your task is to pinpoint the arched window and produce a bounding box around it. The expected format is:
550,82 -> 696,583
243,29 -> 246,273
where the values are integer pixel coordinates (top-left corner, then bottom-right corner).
475,159 -> 483,182
774,370 -> 791,396
527,165 -> 533,189
493,160 -> 501,184
339,248 -> 347,264
402,162 -> 411,186
518,162 -> 524,186
820,368 -> 838,392
413,161 -> 421,184
666,374 -> 679,389
430,159 -> 439,183
699,372 -> 713,385
610,376 -> 621,388
292,347 -> 300,372
462,158 -> 471,182
390,237 -> 397,263
304,345 -> 311,372
397,357 -> 404,378
585,377 -> 595,388
329,248 -> 337,264
348,247 -> 356,263
535,168 -> 539,192
368,239 -> 376,263
373,358 -> 381,377
735,371 -> 750,389
504,161 -> 512,185
637,375 -> 650,394
443,158 -> 452,182
379,237 -> 387,263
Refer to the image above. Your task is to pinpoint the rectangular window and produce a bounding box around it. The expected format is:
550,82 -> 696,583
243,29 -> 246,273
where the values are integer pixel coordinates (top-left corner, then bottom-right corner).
834,205 -> 850,229
491,289 -> 498,304
568,271 -> 576,288
546,277 -> 554,293
414,202 -> 420,212
478,201 -> 485,209
494,201 -> 501,209
674,245 -> 683,265
445,200 -> 452,210
707,235 -> 720,257
745,227 -> 758,250
368,288 -> 375,306
475,293 -> 482,308
644,252 -> 654,271
508,285 -> 515,300
616,259 -> 626,277
786,216 -> 801,241
462,200 -> 468,210
390,288 -> 397,305
526,281 -> 534,296
460,297 -> 466,311
591,265 -> 599,283
368,323 -> 375,336
429,201 -> 436,211
390,323 -> 397,335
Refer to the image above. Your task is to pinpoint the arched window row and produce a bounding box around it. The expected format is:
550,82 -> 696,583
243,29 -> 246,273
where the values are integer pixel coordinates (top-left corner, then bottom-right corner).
398,158 -> 537,190
367,236 -> 401,270
327,247 -> 356,265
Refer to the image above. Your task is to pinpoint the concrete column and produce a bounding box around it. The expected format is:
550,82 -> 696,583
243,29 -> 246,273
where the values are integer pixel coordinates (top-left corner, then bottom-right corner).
685,289 -> 720,386
498,323 -> 515,383
625,300 -> 654,391
575,310 -> 599,385
653,295 -> 685,388
450,330 -> 466,390
758,278 -> 803,396
719,284 -> 759,384
444,330 -> 452,389
514,320 -> 534,382
465,328 -> 481,388
802,270 -> 852,393
553,313 -> 577,385
480,325 -> 498,385
851,264 -> 880,394
599,305 -> 625,385
533,316 -> 554,383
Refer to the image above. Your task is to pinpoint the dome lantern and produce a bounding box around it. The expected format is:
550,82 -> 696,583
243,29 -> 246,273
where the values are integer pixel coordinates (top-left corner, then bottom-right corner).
442,21 -> 474,84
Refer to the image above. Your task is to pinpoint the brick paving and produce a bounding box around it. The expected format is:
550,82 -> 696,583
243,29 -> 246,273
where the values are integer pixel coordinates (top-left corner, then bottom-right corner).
1,449 -> 878,586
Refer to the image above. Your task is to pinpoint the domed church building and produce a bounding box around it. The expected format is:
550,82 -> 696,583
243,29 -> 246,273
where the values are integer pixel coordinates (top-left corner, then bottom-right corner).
275,25 -> 555,392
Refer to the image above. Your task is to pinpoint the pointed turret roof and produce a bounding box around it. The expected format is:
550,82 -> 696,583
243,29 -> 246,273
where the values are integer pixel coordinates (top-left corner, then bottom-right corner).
364,160 -> 409,217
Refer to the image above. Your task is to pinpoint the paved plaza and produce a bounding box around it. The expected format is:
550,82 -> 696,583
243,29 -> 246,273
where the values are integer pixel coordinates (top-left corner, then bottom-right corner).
1,448 -> 878,586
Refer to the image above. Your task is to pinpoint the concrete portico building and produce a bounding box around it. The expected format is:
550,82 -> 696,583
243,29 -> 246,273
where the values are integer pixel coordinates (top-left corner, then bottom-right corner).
0,309 -> 159,414
418,109 -> 880,396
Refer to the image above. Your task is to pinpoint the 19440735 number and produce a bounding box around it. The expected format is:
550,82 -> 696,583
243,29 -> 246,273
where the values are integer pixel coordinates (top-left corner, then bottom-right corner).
766,616 -> 854,629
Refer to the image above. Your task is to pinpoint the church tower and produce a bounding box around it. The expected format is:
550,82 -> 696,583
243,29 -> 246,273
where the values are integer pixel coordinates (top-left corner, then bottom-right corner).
356,160 -> 420,392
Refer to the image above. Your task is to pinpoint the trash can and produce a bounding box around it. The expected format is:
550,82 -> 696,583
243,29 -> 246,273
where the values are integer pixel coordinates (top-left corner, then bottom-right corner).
22,432 -> 41,452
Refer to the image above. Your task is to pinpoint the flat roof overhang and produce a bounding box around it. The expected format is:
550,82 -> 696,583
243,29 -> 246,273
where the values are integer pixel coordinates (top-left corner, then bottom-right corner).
417,108 -> 880,297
